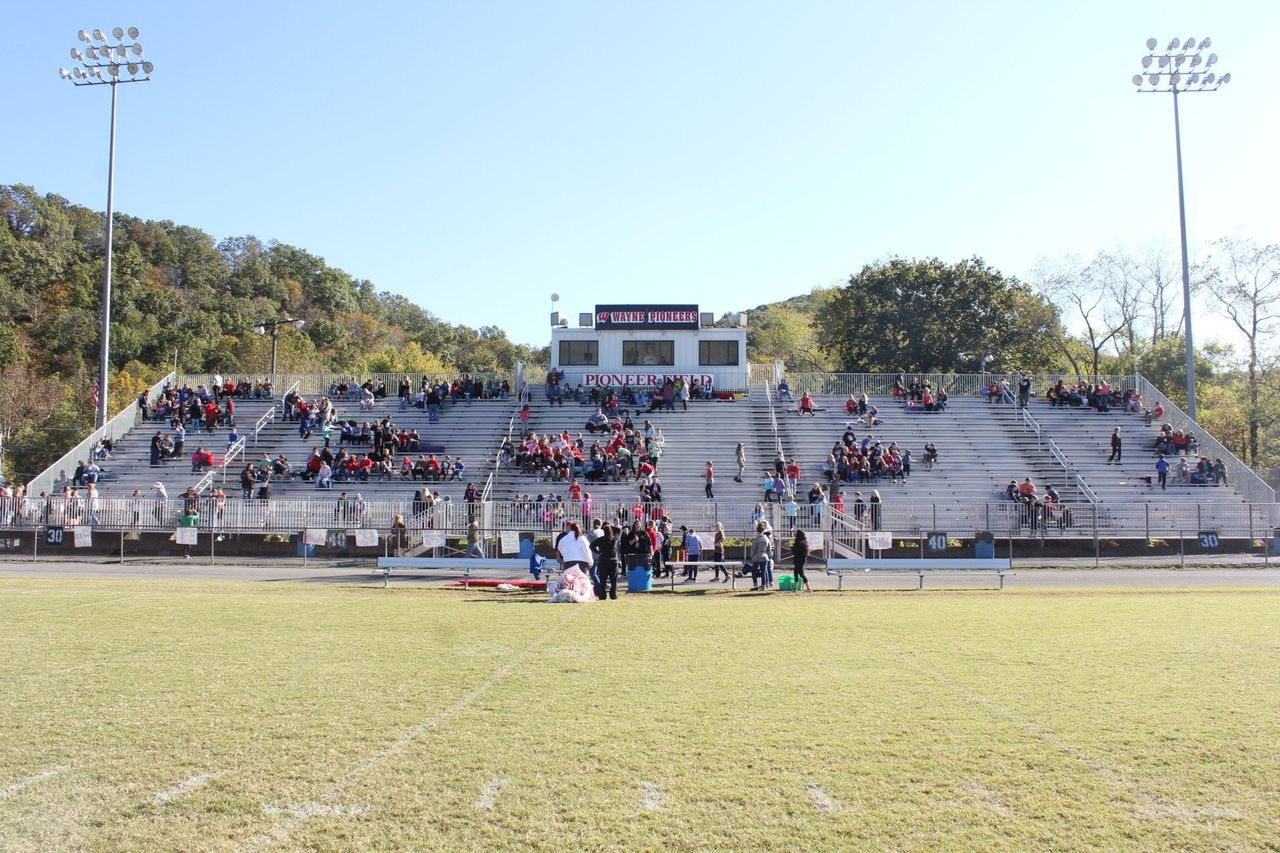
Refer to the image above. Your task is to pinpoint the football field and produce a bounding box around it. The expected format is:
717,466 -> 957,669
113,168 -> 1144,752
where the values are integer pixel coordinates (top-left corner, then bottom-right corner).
2,578 -> 1277,851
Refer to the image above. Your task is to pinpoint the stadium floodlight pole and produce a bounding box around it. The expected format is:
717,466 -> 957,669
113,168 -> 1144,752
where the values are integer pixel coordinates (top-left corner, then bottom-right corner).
60,27 -> 154,429
252,319 -> 306,380
1133,36 -> 1230,423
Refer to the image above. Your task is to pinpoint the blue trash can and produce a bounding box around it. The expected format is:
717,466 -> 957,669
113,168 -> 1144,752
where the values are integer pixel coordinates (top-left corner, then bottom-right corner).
627,567 -> 653,592
974,530 -> 996,560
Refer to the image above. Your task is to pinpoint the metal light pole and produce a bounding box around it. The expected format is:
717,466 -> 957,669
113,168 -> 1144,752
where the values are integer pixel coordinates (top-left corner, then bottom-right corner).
1133,36 -> 1230,423
60,27 -> 154,429
252,319 -> 305,380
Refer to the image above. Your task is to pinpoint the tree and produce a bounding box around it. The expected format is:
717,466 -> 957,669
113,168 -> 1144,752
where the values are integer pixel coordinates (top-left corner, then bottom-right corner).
745,288 -> 838,372
1203,237 -> 1280,464
817,257 -> 1062,373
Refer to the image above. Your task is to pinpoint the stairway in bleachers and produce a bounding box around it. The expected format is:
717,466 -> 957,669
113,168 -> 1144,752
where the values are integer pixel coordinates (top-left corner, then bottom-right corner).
487,392 -> 776,505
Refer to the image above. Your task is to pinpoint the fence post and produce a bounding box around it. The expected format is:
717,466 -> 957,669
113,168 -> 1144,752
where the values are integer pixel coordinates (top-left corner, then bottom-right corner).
1179,530 -> 1184,568
1248,504 -> 1254,549
1093,505 -> 1100,567
1144,503 -> 1150,545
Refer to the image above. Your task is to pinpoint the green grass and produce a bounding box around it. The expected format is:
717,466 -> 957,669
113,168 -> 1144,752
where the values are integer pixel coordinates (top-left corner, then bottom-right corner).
2,579 -> 1278,852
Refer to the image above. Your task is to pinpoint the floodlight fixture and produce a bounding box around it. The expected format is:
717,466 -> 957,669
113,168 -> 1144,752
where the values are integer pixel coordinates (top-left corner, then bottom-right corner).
58,27 -> 154,427
1130,36 -> 1232,422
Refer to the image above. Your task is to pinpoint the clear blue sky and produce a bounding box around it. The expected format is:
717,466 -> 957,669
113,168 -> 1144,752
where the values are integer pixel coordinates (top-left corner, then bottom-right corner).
6,1 -> 1278,348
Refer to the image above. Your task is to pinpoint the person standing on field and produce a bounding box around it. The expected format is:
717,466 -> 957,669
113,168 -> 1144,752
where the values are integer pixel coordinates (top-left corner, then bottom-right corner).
792,529 -> 811,592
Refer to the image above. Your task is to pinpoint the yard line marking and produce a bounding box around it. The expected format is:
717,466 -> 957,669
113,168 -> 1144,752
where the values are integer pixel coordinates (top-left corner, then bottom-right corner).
964,780 -> 1012,816
806,782 -> 841,814
154,773 -> 216,805
475,776 -> 506,811
242,608 -> 581,852
20,593 -> 163,617
866,634 -> 1238,829
262,803 -> 368,818
0,766 -> 68,800
640,781 -> 665,811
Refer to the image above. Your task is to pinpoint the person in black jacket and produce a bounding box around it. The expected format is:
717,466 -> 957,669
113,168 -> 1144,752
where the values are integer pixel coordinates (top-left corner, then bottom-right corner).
592,523 -> 621,600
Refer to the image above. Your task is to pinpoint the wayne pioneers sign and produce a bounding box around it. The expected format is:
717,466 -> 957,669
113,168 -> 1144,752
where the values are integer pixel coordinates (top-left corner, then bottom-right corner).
594,304 -> 700,330
582,373 -> 714,387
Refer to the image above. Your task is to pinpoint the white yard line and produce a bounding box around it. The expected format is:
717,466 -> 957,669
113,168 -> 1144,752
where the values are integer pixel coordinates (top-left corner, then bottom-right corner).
154,773 -> 216,805
0,766 -> 68,800
640,781 -> 665,811
474,777 -> 507,811
262,803 -> 368,818
806,782 -> 841,815
866,634 -> 1241,828
241,608 -> 581,852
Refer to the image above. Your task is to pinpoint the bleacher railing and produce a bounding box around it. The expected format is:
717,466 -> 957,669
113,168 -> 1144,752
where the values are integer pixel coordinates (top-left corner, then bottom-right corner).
25,371 -> 176,496
252,407 -> 276,446
221,438 -> 247,483
2,496 -> 1275,543
763,381 -> 783,458
179,372 -> 514,399
1134,374 -> 1275,504
1013,404 -> 1098,504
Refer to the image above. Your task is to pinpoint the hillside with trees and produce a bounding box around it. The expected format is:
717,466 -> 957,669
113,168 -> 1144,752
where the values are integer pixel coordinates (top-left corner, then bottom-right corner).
0,184 -> 547,483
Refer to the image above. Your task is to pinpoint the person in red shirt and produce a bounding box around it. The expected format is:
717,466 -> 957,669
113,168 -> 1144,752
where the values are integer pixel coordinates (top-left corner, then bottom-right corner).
425,455 -> 442,480
798,393 -> 816,416
569,480 -> 583,501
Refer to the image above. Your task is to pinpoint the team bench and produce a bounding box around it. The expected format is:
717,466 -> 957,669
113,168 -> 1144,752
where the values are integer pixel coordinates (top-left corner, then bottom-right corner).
661,561 -> 745,590
373,557 -> 559,588
825,558 -> 1013,590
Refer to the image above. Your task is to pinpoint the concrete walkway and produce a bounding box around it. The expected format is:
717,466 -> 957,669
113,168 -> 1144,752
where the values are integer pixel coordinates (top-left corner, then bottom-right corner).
2,555 -> 1279,591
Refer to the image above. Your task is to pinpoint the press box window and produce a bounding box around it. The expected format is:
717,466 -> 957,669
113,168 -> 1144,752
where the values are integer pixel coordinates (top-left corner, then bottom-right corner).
559,340 -> 598,366
699,340 -> 740,366
623,340 -> 675,366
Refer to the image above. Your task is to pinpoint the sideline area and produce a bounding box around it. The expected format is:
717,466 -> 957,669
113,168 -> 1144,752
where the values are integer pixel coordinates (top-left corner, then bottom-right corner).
2,556 -> 1279,589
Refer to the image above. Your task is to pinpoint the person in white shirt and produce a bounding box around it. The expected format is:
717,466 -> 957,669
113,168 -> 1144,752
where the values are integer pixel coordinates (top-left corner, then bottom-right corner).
554,521 -> 594,573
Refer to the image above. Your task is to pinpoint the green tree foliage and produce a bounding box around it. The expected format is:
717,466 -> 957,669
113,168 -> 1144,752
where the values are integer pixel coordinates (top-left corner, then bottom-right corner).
0,183 -> 550,482
816,257 -> 1063,373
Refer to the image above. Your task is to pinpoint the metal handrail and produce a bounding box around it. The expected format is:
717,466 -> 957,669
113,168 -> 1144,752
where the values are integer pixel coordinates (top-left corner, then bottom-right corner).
1134,373 -> 1275,503
221,437 -> 247,483
25,370 -> 176,496
481,408 -> 518,504
193,471 -> 214,495
252,407 -> 276,446
1015,403 -> 1098,505
763,382 -> 783,457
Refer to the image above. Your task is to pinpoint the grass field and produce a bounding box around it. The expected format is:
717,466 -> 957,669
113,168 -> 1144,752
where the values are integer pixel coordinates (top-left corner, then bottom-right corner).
1,579 -> 1278,852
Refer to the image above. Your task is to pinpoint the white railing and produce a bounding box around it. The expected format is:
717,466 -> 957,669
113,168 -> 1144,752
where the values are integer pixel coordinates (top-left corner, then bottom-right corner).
25,371 -> 176,496
3,496 -> 1274,543
1134,373 -> 1275,504
252,407 -> 276,446
825,506 -> 866,559
481,407 -> 519,504
763,383 -> 783,457
1015,404 -> 1098,504
221,438 -> 247,483
179,372 -> 515,400
193,471 -> 214,495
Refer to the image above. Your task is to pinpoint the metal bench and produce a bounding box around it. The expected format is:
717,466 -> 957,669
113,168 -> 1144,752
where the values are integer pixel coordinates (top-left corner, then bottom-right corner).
825,558 -> 1013,590
662,561 -> 745,590
373,556 -> 559,588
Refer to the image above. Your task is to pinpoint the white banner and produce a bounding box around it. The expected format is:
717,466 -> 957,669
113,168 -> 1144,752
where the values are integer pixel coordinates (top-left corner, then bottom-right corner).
73,525 -> 92,548
500,530 -> 520,554
807,532 -> 824,550
175,527 -> 198,545
421,531 -> 445,550
303,528 -> 327,546
354,529 -> 378,548
867,531 -> 893,551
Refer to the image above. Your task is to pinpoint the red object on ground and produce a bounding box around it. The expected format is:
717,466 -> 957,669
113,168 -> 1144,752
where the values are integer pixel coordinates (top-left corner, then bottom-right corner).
443,579 -> 547,589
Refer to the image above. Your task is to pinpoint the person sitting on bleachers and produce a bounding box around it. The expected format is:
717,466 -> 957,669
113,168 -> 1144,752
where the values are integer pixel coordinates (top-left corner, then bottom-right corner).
1143,401 -> 1166,426
585,408 -> 610,433
922,388 -> 936,411
777,378 -> 794,402
1212,458 -> 1228,485
1004,479 -> 1020,501
190,447 -> 215,473
798,392 -> 816,416
1171,430 -> 1190,455
923,442 -> 938,470
844,394 -> 858,415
